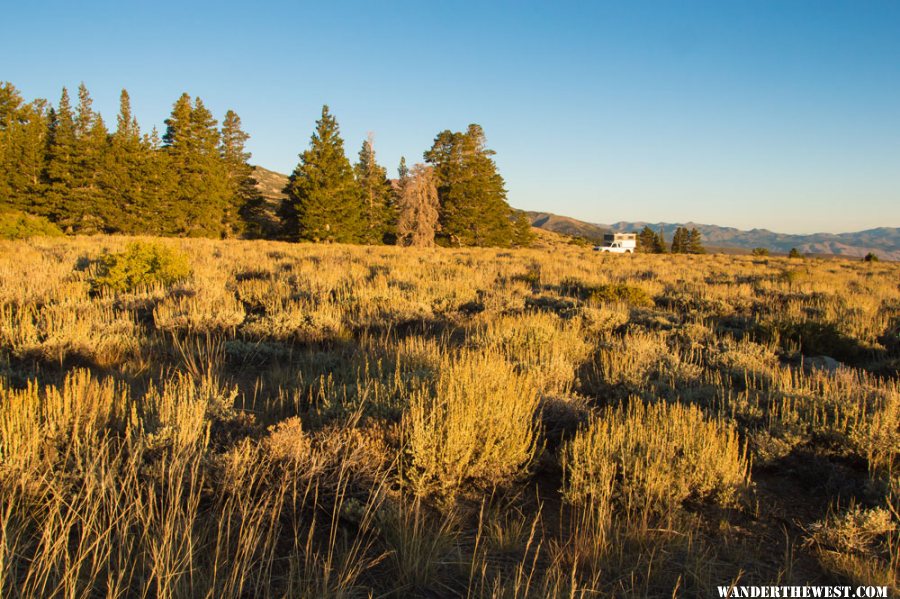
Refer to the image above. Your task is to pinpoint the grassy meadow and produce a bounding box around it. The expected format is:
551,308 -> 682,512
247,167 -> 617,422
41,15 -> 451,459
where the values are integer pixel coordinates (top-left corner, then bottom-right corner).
0,233 -> 897,597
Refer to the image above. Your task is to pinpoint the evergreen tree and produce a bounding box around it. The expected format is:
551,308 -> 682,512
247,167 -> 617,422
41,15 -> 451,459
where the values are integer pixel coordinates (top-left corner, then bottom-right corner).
67,83 -> 110,232
511,212 -> 536,247
0,82 -> 22,131
396,164 -> 439,247
44,88 -> 78,226
354,134 -> 393,244
73,83 -> 94,139
387,156 -> 410,244
163,93 -> 192,149
161,93 -> 194,234
670,227 -> 687,253
220,109 -> 257,236
0,82 -> 23,203
637,225 -> 659,253
0,84 -> 48,211
103,89 -> 153,233
163,94 -> 229,237
12,101 -> 50,209
284,105 -> 363,243
78,114 -> 110,232
687,228 -> 705,254
656,226 -> 668,253
140,126 -> 171,236
424,124 -> 512,247
188,98 -> 229,236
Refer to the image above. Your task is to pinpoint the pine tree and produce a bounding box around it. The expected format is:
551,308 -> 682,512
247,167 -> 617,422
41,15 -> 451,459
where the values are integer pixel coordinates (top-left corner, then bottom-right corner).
67,83 -> 110,232
140,126 -> 171,236
0,84 -> 48,212
163,93 -> 192,149
637,225 -> 658,253
220,109 -> 257,237
511,212 -> 536,247
424,124 -> 512,247
671,226 -> 692,253
687,227 -> 705,254
188,98 -> 228,236
354,134 -> 393,244
0,82 -> 23,204
45,88 -> 78,227
387,156 -> 410,244
103,89 -> 152,233
0,82 -> 22,131
163,94 -> 229,237
73,83 -> 93,139
396,164 -> 439,247
80,114 -> 110,232
284,105 -> 363,243
12,101 -> 50,209
656,226 -> 668,253
670,227 -> 683,253
161,93 -> 194,234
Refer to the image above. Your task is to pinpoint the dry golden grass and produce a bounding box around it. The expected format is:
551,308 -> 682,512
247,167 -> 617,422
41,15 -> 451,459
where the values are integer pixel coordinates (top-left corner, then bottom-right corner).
0,234 -> 897,596
563,399 -> 750,513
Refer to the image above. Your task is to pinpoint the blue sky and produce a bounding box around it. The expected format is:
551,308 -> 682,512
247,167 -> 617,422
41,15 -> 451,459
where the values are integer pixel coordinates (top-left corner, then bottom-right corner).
3,0 -> 899,234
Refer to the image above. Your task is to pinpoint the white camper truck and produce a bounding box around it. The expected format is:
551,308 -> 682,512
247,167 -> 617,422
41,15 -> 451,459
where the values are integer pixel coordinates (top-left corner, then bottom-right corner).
593,233 -> 637,254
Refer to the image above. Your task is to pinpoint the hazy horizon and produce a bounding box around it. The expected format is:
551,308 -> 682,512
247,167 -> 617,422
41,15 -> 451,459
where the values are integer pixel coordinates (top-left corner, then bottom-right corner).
3,0 -> 898,234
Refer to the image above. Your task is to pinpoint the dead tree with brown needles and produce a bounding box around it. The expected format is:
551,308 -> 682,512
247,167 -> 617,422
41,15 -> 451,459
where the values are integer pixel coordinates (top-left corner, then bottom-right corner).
396,164 -> 439,247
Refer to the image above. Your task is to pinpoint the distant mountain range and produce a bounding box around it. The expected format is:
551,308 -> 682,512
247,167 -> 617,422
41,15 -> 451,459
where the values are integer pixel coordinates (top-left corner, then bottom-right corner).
250,167 -> 899,260
526,212 -> 900,260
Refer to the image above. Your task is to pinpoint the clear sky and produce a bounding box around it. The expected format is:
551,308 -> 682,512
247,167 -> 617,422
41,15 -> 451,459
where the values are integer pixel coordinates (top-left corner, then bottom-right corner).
2,0 -> 899,234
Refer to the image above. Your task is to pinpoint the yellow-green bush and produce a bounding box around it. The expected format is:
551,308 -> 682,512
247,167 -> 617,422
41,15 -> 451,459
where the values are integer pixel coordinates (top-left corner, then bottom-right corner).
92,241 -> 192,292
0,210 -> 63,239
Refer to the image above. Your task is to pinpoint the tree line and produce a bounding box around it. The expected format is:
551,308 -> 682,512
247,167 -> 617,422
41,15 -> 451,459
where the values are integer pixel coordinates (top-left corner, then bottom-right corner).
0,82 -> 254,237
0,82 -> 534,247
636,225 -> 705,254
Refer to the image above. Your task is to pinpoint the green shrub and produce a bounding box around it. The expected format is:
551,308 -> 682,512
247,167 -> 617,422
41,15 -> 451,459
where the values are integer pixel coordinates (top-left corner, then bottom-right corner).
560,279 -> 654,308
0,210 -> 64,239
92,242 -> 192,292
780,269 -> 803,286
788,248 -> 802,259
864,252 -> 880,263
589,283 -> 654,307
751,247 -> 770,257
